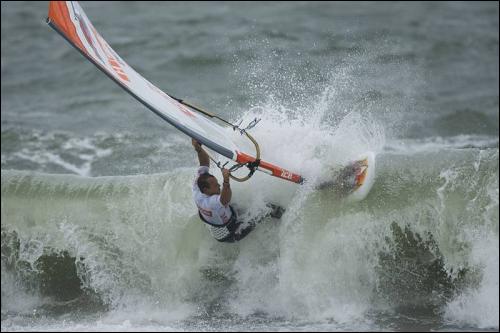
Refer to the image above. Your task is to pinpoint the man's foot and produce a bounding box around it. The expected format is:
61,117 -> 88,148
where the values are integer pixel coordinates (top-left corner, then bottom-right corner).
267,203 -> 285,219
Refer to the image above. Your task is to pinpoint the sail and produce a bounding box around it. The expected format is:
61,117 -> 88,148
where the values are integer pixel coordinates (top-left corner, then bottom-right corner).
47,1 -> 304,184
47,1 -> 237,159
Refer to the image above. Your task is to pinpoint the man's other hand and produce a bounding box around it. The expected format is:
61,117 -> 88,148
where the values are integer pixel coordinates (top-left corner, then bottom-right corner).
192,138 -> 202,151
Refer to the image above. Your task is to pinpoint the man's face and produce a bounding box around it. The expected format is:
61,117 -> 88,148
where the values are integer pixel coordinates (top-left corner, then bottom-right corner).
205,176 -> 221,195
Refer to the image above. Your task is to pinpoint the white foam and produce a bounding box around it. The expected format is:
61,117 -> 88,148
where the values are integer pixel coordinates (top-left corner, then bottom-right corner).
385,135 -> 499,154
444,233 -> 499,329
8,132 -> 113,177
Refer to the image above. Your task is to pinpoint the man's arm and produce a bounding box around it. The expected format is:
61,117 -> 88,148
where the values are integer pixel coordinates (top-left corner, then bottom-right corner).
192,139 -> 210,167
220,168 -> 232,206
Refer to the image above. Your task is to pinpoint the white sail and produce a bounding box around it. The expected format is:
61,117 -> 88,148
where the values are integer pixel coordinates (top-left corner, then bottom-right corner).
47,1 -> 238,159
47,1 -> 305,184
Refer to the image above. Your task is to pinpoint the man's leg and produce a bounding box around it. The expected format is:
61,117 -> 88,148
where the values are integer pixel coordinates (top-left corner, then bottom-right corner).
215,218 -> 253,243
233,222 -> 254,241
232,204 -> 284,241
217,204 -> 285,243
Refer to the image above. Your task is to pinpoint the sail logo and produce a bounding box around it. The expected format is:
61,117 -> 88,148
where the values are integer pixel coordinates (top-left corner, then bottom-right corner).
91,26 -> 130,83
72,8 -> 105,65
146,81 -> 196,118
177,103 -> 196,118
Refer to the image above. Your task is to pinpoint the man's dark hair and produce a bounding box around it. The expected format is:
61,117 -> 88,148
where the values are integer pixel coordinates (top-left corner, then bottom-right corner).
198,173 -> 215,193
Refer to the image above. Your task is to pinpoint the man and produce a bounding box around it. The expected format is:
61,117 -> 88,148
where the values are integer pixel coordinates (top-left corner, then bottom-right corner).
191,139 -> 283,242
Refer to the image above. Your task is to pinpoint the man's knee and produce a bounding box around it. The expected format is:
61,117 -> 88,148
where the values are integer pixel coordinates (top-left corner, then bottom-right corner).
233,223 -> 254,241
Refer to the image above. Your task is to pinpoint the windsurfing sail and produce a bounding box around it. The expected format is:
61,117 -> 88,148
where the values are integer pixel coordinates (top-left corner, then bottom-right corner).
47,1 -> 304,184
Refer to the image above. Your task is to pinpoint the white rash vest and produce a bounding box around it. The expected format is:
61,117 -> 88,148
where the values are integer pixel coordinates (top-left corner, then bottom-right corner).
192,166 -> 233,226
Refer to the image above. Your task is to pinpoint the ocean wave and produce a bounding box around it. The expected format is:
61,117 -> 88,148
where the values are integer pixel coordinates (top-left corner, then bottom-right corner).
1,147 -> 498,328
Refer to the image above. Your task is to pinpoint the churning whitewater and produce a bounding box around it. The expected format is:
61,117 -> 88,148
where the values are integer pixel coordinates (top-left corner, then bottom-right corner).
2,104 -> 498,330
2,1 -> 498,331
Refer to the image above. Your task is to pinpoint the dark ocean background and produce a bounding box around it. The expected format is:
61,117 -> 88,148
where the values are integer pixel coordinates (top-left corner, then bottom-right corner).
2,2 -> 498,331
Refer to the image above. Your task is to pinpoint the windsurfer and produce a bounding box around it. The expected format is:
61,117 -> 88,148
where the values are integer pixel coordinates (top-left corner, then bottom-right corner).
191,139 -> 283,242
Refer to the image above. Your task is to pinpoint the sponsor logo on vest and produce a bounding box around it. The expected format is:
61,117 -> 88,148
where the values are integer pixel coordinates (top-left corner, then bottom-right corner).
198,206 -> 212,217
